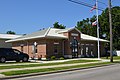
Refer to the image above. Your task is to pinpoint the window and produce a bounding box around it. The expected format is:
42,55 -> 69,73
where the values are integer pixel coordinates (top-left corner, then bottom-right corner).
86,47 -> 89,57
86,47 -> 88,53
71,39 -> 78,47
81,48 -> 83,55
91,50 -> 94,57
71,39 -> 78,58
35,46 -> 37,53
54,42 -> 60,54
13,49 -> 20,54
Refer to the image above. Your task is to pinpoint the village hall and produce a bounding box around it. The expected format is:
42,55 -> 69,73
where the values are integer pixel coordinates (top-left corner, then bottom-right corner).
6,27 -> 108,60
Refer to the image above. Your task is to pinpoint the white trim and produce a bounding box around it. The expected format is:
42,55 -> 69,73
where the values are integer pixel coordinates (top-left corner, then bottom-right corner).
71,33 -> 79,36
46,35 -> 68,39
6,36 -> 45,42
64,28 -> 81,33
60,28 -> 81,33
54,42 -> 59,45
44,27 -> 51,36
74,28 -> 81,33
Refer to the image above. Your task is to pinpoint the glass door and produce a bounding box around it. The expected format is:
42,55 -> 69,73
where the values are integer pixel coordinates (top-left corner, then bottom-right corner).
71,39 -> 78,58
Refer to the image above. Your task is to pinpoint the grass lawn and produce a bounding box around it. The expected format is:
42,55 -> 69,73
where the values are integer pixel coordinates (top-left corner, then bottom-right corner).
101,56 -> 120,60
1,62 -> 112,76
0,60 -> 99,70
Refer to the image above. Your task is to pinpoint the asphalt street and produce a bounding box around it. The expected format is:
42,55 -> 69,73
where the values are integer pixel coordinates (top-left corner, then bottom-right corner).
11,64 -> 120,80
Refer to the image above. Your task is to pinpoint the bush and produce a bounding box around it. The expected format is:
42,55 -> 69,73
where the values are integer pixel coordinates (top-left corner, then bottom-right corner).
51,56 -> 56,60
60,57 -> 64,60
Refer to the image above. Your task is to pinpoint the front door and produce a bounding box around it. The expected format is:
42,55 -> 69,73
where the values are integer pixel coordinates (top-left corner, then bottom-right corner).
71,39 -> 78,58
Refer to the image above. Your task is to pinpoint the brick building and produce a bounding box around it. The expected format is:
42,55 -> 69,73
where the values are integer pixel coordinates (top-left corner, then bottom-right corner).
6,28 -> 109,60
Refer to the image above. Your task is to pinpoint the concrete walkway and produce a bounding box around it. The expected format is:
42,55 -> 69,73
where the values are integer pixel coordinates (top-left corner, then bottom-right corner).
0,58 -> 111,78
0,61 -> 103,73
0,58 -> 100,66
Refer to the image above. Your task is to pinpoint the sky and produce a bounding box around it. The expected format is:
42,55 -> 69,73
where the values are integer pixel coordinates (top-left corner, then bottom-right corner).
0,0 -> 119,34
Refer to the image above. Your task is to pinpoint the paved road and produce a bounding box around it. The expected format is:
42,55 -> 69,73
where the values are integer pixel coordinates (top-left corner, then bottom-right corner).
11,64 -> 120,80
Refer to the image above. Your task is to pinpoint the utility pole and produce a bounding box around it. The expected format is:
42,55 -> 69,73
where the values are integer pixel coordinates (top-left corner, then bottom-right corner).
108,0 -> 113,62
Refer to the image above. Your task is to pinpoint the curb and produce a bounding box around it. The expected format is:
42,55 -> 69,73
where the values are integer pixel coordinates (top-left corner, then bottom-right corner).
0,63 -> 115,80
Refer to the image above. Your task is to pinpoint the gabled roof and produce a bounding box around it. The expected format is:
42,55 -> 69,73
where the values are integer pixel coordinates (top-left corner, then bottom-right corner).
46,28 -> 68,38
0,34 -> 21,39
57,28 -> 81,33
6,27 -> 68,42
81,34 -> 109,42
6,27 -> 109,42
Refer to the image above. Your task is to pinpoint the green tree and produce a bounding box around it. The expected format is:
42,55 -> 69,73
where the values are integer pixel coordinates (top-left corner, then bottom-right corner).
76,6 -> 120,50
99,6 -> 120,50
76,16 -> 97,37
53,22 -> 66,29
6,31 -> 16,34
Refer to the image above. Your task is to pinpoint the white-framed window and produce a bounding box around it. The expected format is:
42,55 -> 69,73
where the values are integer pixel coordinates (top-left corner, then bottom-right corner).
54,43 -> 59,54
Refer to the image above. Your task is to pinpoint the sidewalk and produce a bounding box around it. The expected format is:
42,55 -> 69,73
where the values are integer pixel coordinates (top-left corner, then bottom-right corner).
0,58 -> 110,78
0,58 -> 100,66
0,61 -> 103,73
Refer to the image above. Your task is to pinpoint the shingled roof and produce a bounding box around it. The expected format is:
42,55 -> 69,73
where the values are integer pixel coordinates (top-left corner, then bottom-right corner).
0,33 -> 21,39
6,27 -> 109,42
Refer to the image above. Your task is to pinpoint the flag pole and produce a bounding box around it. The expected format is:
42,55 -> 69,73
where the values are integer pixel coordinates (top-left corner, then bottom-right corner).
96,0 -> 100,59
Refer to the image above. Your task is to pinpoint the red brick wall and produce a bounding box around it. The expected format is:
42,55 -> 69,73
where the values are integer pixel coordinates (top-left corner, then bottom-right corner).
46,39 -> 63,58
63,29 -> 81,57
12,38 -> 64,59
12,39 -> 47,59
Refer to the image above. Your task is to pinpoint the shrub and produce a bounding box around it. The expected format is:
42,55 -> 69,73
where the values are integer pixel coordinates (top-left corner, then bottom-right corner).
60,57 -> 64,60
51,56 -> 56,60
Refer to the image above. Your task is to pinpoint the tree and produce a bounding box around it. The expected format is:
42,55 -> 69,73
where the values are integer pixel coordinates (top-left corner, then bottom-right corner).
75,6 -> 120,50
76,16 -> 97,37
53,22 -> 66,29
99,6 -> 120,50
6,31 -> 16,34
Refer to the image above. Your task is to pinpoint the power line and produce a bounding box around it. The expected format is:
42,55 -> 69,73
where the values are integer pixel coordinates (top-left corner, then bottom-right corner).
92,0 -> 107,6
68,0 -> 104,11
111,0 -> 119,7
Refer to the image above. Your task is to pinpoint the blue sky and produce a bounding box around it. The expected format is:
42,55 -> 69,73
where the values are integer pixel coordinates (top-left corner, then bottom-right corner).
0,0 -> 119,34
